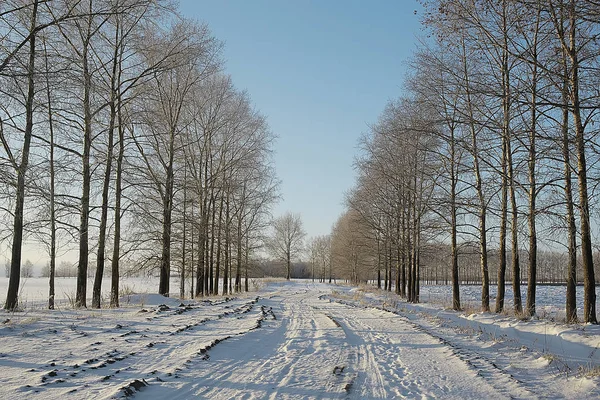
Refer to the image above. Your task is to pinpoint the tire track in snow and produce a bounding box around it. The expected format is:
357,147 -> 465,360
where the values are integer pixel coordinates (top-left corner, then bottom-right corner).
262,291 -> 348,400
228,289 -> 347,399
328,296 -> 539,399
330,316 -> 388,399
146,288 -> 351,399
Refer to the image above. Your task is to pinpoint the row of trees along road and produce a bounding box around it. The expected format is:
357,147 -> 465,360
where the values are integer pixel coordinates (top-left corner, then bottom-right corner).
1,0 -> 278,310
335,0 -> 600,323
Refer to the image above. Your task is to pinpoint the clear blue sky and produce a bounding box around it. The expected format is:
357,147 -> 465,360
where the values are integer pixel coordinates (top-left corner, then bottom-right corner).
179,0 -> 424,239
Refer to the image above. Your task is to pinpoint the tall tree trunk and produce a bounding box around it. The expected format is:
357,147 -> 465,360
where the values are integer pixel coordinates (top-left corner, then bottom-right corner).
195,197 -> 205,297
214,194 -> 224,294
479,205 -> 490,312
504,79 -> 521,315
286,249 -> 291,280
568,1 -> 596,324
195,208 -> 206,297
203,142 -> 212,295
244,235 -> 249,291
190,207 -> 194,298
110,105 -> 125,307
496,9 -> 512,313
406,191 -> 413,302
180,171 -> 187,299
204,218 -> 210,295
508,134 -> 522,314
158,127 -> 176,297
501,8 -> 522,315
223,190 -> 230,295
209,193 -> 216,294
76,7 -> 94,308
496,125 -> 508,314
526,13 -> 540,317
395,240 -> 401,295
93,19 -> 121,308
43,36 -> 57,310
235,214 -> 242,292
401,199 -> 407,298
377,236 -> 382,289
228,241 -> 233,293
415,216 -> 421,303
561,68 -> 577,323
5,0 -> 38,311
462,36 -> 489,312
411,169 -> 419,303
328,252 -> 332,284
450,126 -> 460,311
388,240 -> 393,291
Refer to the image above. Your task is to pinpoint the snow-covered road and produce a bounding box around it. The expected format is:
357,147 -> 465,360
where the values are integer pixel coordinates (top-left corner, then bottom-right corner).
0,281 -> 597,399
191,285 -> 506,399
132,283 -> 571,399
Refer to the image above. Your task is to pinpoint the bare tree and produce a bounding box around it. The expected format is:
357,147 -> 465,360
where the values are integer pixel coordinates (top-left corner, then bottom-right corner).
21,259 -> 34,278
2,0 -> 40,310
266,212 -> 306,280
306,235 -> 331,283
545,0 -> 597,323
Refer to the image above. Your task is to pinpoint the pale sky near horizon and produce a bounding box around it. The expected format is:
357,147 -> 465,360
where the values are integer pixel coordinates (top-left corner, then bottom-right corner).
178,0 -> 426,239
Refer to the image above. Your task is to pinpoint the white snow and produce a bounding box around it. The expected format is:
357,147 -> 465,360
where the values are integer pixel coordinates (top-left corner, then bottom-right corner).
0,279 -> 598,399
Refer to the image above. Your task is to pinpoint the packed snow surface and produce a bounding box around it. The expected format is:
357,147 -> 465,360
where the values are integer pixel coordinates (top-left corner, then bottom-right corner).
0,280 -> 598,399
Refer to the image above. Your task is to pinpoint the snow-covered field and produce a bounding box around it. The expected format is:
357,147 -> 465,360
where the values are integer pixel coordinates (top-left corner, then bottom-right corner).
0,277 -> 183,308
420,283 -> 590,321
0,279 -> 598,399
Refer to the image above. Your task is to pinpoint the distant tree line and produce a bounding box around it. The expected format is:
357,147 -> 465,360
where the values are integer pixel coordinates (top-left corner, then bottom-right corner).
332,0 -> 600,323
0,0 -> 278,310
